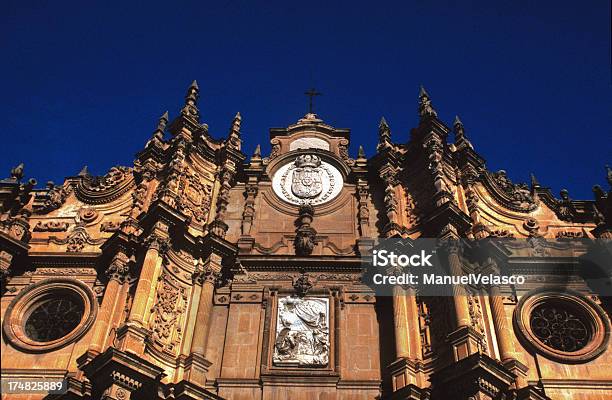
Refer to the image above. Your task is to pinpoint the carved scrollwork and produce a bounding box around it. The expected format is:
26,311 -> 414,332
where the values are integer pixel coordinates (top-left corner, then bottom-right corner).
488,228 -> 515,238
269,138 -> 281,160
338,138 -> 354,166
49,226 -> 105,252
33,221 -> 69,232
75,166 -> 135,204
77,207 -> 98,225
555,230 -> 585,239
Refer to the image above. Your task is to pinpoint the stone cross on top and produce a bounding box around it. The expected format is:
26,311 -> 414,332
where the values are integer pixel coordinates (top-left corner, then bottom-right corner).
304,88 -> 322,114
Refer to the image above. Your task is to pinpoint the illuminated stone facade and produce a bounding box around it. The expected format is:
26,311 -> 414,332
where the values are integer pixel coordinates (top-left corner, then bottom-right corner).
1,82 -> 611,399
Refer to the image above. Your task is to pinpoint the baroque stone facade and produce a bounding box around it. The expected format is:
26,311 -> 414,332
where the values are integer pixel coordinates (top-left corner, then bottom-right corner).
1,82 -> 611,400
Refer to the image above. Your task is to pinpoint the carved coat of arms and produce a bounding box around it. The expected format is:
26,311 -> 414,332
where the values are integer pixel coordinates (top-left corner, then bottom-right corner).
291,155 -> 323,199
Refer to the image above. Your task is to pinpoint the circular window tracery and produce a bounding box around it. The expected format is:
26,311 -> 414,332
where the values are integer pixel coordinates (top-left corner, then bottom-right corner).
514,288 -> 610,363
3,278 -> 97,352
24,293 -> 84,342
529,302 -> 590,352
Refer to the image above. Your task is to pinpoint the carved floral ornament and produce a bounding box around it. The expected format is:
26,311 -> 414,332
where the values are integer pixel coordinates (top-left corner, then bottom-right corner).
2,278 -> 98,352
271,154 -> 343,206
513,287 -> 610,363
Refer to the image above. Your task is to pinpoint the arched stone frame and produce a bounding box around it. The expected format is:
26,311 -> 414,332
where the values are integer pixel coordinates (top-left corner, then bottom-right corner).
513,287 -> 610,363
3,277 -> 98,353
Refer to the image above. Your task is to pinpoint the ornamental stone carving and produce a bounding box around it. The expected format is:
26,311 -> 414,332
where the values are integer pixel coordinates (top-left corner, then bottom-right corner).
105,252 -> 131,283
273,296 -> 329,367
75,166 -> 135,204
36,181 -> 71,213
294,204 -> 317,256
149,273 -> 187,354
486,170 -> 537,212
33,221 -> 69,232
272,154 -> 343,205
49,226 -> 105,253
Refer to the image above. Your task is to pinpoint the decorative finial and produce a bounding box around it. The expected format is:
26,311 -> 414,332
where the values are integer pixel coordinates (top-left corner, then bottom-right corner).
358,145 -> 366,159
10,163 -> 24,181
233,112 -> 242,130
249,144 -> 262,167
379,116 -> 389,129
453,115 -> 463,128
181,80 -> 200,120
530,173 -> 540,189
154,111 -> 168,139
377,117 -> 392,151
418,85 -> 438,120
419,85 -> 429,97
78,165 -> 89,176
560,189 -> 570,201
453,115 -> 465,136
227,112 -> 241,150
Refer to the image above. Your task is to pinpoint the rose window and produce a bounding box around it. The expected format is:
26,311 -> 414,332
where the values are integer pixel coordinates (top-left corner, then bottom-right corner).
529,302 -> 589,352
24,295 -> 84,342
514,288 -> 611,363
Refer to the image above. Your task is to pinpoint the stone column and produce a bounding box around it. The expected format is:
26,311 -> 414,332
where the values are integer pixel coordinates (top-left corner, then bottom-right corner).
445,240 -> 482,361
392,285 -> 410,359
128,234 -> 167,324
389,284 -> 424,392
184,253 -> 222,386
190,254 -> 221,354
489,285 -> 514,362
488,283 -> 529,388
115,223 -> 168,354
447,241 -> 471,328
89,252 -> 130,354
405,286 -> 422,360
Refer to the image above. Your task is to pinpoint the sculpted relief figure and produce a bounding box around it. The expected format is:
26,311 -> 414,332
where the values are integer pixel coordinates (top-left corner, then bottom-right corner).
273,297 -> 329,366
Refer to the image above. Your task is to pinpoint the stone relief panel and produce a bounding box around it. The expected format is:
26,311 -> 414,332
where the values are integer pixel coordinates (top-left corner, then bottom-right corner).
273,296 -> 329,367
148,272 -> 188,356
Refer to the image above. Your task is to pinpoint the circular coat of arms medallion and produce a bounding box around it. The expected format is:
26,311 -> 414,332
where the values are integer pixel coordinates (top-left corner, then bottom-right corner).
272,155 -> 343,205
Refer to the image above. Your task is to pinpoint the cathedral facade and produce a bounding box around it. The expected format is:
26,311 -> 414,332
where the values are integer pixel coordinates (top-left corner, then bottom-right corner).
1,82 -> 611,400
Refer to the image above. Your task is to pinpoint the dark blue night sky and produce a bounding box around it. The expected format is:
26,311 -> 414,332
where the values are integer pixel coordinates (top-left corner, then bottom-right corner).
2,1 -> 610,199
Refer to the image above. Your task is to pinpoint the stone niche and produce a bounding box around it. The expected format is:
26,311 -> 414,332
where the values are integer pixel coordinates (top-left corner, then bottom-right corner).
273,296 -> 330,367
